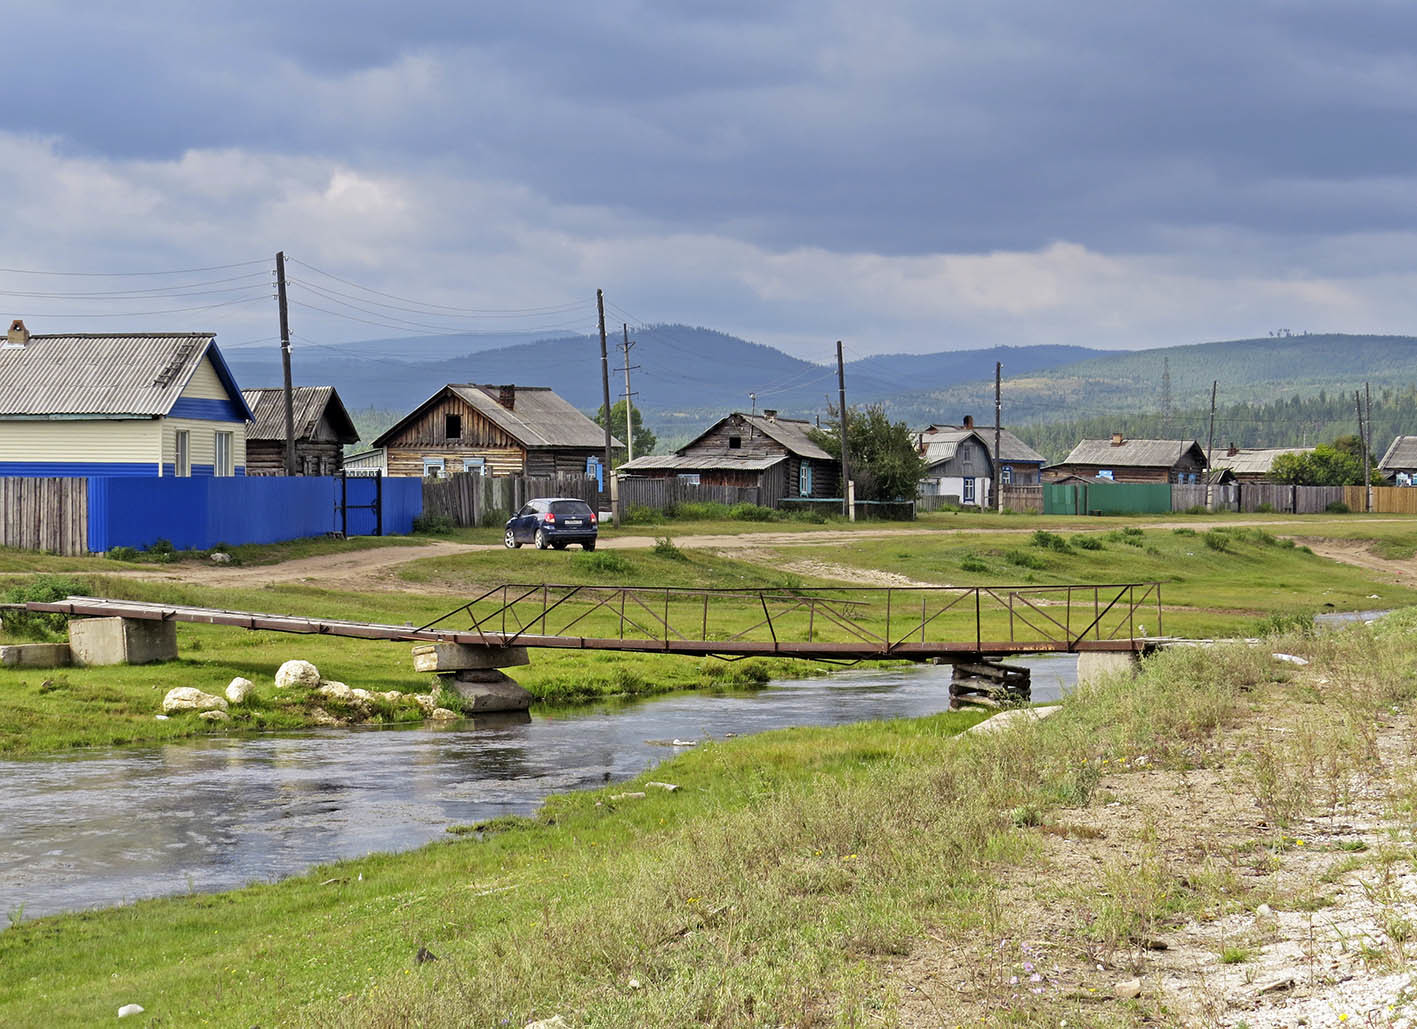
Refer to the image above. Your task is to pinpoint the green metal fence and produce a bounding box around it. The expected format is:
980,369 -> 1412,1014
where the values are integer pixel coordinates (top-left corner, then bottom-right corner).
1043,482 -> 1173,515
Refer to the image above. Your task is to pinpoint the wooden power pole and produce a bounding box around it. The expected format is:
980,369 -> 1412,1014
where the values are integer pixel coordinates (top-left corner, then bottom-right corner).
836,340 -> 851,519
275,251 -> 297,477
1205,380 -> 1218,472
994,361 -> 1003,512
620,323 -> 637,463
596,290 -> 614,521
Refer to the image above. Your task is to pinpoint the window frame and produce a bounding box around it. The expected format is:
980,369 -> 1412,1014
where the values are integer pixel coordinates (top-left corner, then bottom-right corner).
174,429 -> 191,478
214,430 -> 234,477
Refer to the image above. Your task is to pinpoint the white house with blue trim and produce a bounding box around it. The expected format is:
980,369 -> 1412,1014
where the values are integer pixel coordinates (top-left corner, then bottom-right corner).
0,320 -> 252,477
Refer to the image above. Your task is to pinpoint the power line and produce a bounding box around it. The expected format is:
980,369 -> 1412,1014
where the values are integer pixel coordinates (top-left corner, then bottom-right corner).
287,257 -> 587,316
0,258 -> 268,277
0,271 -> 270,300
6,293 -> 270,318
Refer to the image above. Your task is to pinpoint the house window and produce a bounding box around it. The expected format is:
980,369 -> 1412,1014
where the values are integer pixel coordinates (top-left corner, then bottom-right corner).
799,461 -> 813,496
464,457 -> 486,477
1001,465 -> 1013,485
963,477 -> 975,504
422,457 -> 446,478
1097,470 -> 1114,480
677,473 -> 701,486
214,431 -> 234,477
728,435 -> 742,449
445,413 -> 462,440
174,430 -> 191,477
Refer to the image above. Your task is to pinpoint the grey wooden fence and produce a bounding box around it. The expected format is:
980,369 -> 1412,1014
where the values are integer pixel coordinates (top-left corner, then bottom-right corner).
1172,483 -> 1344,514
422,473 -> 601,528
1000,486 -> 1043,513
0,477 -> 89,555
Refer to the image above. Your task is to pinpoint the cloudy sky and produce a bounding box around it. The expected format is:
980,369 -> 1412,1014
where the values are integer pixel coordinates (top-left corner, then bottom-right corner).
3,1 -> 1415,359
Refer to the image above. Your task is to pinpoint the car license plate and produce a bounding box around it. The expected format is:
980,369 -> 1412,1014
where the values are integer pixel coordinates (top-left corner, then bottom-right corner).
563,519 -> 582,527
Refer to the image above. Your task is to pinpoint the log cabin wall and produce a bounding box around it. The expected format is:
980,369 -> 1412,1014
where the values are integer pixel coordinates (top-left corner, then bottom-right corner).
382,393 -> 526,477
245,440 -> 345,476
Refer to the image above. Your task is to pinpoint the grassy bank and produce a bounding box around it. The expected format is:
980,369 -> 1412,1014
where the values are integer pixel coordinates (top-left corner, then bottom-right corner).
4,613 -> 1412,1025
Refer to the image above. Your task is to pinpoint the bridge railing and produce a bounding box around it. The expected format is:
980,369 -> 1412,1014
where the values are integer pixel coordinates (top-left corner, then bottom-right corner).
419,582 -> 1162,657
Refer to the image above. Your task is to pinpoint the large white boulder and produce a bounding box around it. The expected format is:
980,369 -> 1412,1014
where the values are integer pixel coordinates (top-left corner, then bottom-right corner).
275,660 -> 321,690
162,687 -> 228,714
317,681 -> 354,702
225,677 -> 254,704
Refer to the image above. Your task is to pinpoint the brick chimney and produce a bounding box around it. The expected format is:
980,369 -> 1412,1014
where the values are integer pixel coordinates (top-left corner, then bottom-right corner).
5,319 -> 29,349
763,409 -> 777,423
963,414 -> 974,428
1227,443 -> 1239,457
496,385 -> 515,410
1110,432 -> 1124,446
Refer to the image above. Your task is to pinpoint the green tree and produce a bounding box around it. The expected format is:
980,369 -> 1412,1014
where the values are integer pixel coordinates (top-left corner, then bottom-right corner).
595,399 -> 656,462
1270,443 -> 1377,486
810,404 -> 925,501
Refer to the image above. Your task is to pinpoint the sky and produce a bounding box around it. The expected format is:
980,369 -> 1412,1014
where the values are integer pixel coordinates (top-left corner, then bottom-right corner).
3,0 -> 1417,361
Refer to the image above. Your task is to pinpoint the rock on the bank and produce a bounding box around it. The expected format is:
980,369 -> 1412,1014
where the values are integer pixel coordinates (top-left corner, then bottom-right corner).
308,707 -> 342,726
225,677 -> 254,704
199,709 -> 231,723
162,687 -> 228,714
429,707 -> 460,720
275,660 -> 320,690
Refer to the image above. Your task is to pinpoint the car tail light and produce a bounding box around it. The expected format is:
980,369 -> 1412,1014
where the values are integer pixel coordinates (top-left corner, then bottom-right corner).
544,513 -> 555,523
590,513 -> 598,524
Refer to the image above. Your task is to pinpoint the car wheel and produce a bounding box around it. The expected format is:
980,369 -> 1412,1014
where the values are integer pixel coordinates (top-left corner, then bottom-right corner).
535,528 -> 551,550
583,540 -> 596,551
504,528 -> 520,549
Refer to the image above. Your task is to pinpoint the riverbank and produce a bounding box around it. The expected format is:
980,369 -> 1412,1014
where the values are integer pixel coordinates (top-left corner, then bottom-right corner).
2,513 -> 1416,756
4,615 -> 1416,1025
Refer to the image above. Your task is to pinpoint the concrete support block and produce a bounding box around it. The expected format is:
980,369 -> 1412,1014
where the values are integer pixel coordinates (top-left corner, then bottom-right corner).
69,617 -> 178,666
444,669 -> 532,712
1076,650 -> 1140,687
412,643 -> 530,673
0,643 -> 72,668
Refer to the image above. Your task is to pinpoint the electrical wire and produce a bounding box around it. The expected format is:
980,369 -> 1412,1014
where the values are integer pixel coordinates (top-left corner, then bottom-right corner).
0,271 -> 271,300
0,259 -> 269,277
7,293 -> 271,318
288,257 -> 587,316
291,278 -> 593,335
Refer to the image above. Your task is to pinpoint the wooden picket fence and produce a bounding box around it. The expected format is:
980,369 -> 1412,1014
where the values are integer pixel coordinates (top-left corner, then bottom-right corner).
0,477 -> 89,555
422,473 -> 601,528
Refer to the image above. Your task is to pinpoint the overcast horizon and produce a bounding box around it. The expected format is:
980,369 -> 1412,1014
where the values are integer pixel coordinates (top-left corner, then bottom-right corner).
5,2 -> 1417,361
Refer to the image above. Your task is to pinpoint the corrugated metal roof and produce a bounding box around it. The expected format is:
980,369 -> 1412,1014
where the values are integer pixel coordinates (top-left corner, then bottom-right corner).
919,424 -> 1044,464
1061,438 -> 1204,467
1381,436 -> 1417,471
618,454 -> 786,473
1210,447 -> 1311,475
0,332 -> 232,417
242,386 -> 359,443
373,384 -> 619,450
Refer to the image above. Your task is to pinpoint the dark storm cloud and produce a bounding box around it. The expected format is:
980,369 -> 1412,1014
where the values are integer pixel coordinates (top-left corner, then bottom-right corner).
7,1 -> 1417,257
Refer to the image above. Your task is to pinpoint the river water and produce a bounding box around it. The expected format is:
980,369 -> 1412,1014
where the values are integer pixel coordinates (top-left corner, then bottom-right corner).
0,655 -> 1078,927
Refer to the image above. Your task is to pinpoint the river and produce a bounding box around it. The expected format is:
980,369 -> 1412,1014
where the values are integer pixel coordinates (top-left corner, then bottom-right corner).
0,655 -> 1078,928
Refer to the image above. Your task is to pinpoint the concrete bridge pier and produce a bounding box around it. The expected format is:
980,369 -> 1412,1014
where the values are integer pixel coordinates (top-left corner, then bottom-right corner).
411,643 -> 533,712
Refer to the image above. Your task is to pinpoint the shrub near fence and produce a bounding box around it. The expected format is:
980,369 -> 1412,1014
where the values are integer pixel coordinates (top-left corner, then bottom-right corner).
423,473 -> 601,528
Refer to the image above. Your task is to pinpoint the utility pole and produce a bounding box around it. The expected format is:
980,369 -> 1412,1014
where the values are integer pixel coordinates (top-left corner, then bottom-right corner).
618,323 -> 638,463
275,251 -> 297,477
1205,380 -> 1218,473
1161,357 -> 1172,436
994,361 -> 1003,513
1366,382 -> 1374,509
836,340 -> 851,520
596,290 -> 614,522
1355,390 -> 1368,512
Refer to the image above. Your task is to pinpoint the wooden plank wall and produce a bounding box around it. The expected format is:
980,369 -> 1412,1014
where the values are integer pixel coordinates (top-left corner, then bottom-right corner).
0,477 -> 88,555
422,473 -> 600,527
1356,487 -> 1417,515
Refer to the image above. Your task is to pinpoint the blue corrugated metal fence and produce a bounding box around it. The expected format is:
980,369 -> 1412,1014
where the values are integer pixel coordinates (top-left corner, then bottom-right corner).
87,476 -> 422,552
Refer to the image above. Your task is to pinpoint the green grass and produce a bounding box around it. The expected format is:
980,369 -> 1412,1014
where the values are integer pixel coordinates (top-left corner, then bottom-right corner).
7,617 -> 1384,1026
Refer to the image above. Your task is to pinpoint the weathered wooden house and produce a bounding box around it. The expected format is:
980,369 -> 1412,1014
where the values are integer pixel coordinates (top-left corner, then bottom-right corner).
917,416 -> 1046,505
371,384 -> 619,478
1380,436 -> 1417,484
0,320 -> 251,476
616,410 -> 837,505
1208,445 -> 1312,484
1045,434 -> 1208,484
241,386 -> 360,476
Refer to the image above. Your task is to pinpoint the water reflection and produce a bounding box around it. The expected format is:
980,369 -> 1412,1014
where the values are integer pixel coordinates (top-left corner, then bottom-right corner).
0,655 -> 1077,926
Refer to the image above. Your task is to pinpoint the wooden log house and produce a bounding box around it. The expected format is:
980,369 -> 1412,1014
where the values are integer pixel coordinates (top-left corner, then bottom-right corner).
241,386 -> 359,476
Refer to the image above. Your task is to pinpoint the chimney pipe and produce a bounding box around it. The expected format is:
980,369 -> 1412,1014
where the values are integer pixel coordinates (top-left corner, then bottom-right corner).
497,385 -> 515,410
5,319 -> 29,349
963,414 -> 974,429
763,409 -> 777,423
1111,432 -> 1124,446
1227,443 -> 1238,457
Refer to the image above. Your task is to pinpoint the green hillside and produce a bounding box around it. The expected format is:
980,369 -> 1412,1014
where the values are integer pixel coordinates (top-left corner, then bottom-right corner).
885,334 -> 1417,427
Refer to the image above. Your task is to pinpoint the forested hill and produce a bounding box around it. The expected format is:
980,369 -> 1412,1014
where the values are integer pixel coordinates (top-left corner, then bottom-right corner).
1015,386 -> 1417,465
883,334 -> 1417,428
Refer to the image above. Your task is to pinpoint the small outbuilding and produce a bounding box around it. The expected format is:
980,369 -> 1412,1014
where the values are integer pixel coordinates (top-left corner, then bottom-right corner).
1208,444 -> 1313,484
241,386 -> 360,476
1380,436 -> 1417,485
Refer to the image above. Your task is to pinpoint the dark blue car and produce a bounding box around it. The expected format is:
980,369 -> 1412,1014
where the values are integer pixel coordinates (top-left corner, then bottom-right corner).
504,497 -> 599,550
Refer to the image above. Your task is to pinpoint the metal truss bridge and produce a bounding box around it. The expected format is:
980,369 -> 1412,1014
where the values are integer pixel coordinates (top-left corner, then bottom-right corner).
30,582 -> 1162,661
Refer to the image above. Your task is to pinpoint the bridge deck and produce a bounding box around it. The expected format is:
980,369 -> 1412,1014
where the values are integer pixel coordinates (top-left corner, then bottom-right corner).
29,583 -> 1160,660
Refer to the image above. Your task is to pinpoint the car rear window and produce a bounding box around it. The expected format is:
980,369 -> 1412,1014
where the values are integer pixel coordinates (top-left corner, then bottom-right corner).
550,501 -> 593,517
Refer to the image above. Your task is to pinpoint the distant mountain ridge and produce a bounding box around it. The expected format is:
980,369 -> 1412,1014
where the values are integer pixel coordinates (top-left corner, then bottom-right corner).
222,327 -> 1417,448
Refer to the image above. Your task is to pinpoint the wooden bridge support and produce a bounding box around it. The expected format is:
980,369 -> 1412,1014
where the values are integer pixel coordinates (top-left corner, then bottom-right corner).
949,660 -> 1031,709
